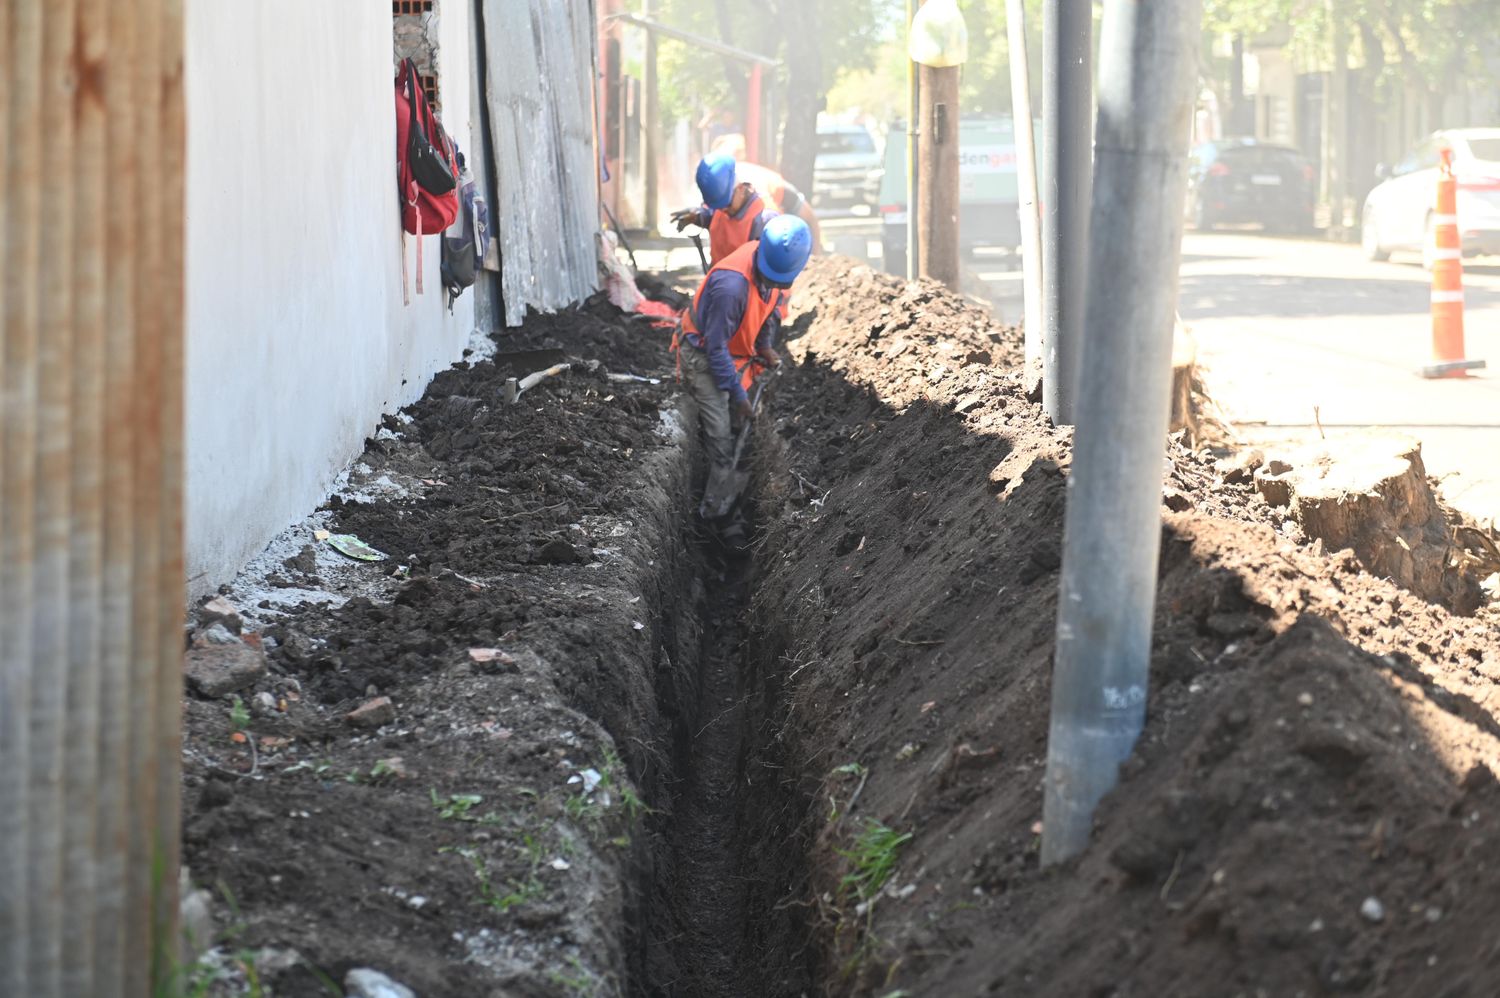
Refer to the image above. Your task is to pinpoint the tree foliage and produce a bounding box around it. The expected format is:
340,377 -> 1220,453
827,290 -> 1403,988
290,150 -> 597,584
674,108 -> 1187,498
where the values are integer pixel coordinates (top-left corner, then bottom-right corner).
1205,0 -> 1500,93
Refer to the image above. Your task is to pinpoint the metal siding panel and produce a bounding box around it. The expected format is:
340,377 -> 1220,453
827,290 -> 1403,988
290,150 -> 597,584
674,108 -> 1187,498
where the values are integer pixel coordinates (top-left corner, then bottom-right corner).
483,0 -> 600,324
1,3 -> 184,994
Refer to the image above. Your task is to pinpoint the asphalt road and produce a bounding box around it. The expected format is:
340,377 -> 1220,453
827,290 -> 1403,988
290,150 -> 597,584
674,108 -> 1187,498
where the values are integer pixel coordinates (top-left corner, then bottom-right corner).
1177,231 -> 1500,523
972,230 -> 1500,521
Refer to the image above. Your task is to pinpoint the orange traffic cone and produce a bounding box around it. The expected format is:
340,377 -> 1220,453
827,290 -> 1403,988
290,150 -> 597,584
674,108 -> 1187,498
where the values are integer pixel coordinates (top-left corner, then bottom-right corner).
1422,146 -> 1486,378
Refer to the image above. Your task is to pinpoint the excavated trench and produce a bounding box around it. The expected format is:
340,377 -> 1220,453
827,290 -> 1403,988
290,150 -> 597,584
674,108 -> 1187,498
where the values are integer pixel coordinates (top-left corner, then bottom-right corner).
629,418 -> 816,998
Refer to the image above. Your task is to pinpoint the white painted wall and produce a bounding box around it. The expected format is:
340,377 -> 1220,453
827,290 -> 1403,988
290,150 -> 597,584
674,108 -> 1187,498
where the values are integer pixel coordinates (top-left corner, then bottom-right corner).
184,1 -> 476,593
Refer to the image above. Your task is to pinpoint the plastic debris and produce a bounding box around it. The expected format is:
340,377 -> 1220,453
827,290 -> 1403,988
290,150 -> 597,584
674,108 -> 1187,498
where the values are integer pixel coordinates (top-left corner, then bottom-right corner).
568,768 -> 603,795
326,533 -> 386,562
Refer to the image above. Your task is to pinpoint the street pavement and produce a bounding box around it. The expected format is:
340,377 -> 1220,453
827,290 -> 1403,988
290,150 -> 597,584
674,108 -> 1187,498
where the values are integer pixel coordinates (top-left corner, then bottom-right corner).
1175,232 -> 1500,523
972,230 -> 1500,522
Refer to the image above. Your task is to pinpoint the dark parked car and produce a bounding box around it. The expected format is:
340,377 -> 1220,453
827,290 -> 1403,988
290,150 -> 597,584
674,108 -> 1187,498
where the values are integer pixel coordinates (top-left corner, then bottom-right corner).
1186,138 -> 1318,233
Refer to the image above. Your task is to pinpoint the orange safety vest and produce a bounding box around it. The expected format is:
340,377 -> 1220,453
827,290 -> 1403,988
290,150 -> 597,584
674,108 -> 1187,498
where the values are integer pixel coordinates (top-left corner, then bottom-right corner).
708,187 -> 767,264
680,242 -> 785,392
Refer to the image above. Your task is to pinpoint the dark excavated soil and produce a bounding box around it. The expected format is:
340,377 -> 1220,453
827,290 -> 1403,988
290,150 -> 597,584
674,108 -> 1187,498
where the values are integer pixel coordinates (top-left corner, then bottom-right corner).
180,258 -> 1500,998
749,256 -> 1500,997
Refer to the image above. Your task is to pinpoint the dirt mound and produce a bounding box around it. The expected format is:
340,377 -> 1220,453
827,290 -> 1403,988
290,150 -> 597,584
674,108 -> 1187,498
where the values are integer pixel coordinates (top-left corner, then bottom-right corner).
180,298 -> 692,996
749,256 -> 1500,996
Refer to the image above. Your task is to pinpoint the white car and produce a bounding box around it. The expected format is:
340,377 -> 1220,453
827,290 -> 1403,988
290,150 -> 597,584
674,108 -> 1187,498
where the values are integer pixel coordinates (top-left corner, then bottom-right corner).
1361,127 -> 1500,266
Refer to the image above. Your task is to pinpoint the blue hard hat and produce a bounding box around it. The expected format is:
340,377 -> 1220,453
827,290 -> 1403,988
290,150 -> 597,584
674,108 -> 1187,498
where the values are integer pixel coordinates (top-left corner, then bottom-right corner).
696,153 -> 737,210
755,215 -> 813,285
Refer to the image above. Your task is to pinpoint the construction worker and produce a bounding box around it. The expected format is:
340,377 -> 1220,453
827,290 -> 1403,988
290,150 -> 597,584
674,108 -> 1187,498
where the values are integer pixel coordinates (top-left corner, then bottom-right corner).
675,214 -> 813,514
709,134 -> 825,253
670,153 -> 779,266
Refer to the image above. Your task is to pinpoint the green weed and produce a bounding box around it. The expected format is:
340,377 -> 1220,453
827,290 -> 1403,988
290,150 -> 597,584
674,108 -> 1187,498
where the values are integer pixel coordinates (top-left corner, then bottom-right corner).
228,697 -> 251,732
546,955 -> 600,997
837,820 -> 912,903
430,789 -> 485,821
444,843 -> 546,913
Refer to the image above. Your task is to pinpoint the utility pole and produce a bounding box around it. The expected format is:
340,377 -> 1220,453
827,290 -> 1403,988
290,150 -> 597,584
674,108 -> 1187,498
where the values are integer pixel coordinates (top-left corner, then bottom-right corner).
1041,0 -> 1203,865
1007,0 -> 1043,380
917,64 -> 961,289
643,0 -> 660,235
1041,0 -> 1093,425
911,0 -> 967,291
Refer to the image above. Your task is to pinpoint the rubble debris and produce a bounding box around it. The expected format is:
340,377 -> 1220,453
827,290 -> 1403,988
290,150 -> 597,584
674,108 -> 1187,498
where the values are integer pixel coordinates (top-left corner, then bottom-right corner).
184,629 -> 268,698
346,697 -> 396,729
344,968 -> 416,998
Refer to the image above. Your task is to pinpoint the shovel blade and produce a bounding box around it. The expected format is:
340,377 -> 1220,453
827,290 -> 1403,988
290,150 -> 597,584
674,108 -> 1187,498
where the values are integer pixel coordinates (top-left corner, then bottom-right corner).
699,466 -> 750,521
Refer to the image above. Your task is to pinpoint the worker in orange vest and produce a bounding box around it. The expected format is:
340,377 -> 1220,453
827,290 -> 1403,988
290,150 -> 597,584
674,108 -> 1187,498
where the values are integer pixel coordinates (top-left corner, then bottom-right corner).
707,133 -> 826,252
731,160 -> 825,254
670,153 -> 779,265
675,215 -> 813,493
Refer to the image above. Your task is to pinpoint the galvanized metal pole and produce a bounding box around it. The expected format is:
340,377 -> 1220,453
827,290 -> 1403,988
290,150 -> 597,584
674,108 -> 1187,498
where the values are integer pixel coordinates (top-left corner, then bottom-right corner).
1007,0 -> 1043,377
1041,0 -> 1092,425
1041,0 -> 1203,866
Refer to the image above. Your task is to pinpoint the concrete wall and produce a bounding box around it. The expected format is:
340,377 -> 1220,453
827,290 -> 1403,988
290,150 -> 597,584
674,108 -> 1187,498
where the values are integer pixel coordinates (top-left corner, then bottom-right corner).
184,0 -> 476,593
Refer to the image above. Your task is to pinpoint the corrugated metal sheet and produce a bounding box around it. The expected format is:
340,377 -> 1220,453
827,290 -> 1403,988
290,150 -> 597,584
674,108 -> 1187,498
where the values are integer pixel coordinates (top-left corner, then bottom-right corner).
1,2 -> 185,995
483,0 -> 601,324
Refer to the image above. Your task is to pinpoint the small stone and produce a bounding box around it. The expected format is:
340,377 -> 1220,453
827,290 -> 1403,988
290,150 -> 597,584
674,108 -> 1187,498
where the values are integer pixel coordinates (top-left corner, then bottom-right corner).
1360,896 -> 1385,923
251,691 -> 279,717
347,697 -> 396,729
197,622 -> 240,646
198,597 -> 243,634
1425,906 -> 1442,923
1297,692 -> 1314,707
344,968 -> 416,998
178,868 -> 215,964
184,634 -> 268,698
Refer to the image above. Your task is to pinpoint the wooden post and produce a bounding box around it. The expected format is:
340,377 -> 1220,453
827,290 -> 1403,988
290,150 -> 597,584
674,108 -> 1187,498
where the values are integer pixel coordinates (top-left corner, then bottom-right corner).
917,62 -> 961,289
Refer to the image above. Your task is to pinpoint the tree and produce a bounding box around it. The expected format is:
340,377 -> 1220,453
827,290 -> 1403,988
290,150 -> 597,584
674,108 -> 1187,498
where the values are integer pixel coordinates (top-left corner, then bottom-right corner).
646,0 -> 891,189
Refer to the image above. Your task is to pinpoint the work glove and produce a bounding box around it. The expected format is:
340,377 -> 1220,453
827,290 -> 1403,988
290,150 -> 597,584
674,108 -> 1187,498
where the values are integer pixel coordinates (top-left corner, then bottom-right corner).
732,396 -> 753,429
670,207 -> 699,232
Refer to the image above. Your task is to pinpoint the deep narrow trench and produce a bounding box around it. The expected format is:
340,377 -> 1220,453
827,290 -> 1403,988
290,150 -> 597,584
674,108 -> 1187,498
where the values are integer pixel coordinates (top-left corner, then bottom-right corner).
634,447 -> 816,997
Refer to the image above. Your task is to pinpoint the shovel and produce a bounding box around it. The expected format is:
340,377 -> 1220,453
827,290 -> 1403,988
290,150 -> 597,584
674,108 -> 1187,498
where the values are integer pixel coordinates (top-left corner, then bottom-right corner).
699,379 -> 765,521
690,233 -> 710,275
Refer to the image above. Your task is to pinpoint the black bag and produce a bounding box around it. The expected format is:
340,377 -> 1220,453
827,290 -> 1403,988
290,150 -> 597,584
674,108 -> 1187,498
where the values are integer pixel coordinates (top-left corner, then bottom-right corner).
401,59 -> 456,196
442,150 -> 489,309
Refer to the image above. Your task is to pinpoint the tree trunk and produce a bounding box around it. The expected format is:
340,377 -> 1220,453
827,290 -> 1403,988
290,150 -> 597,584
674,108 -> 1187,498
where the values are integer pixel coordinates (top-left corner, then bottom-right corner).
777,0 -> 822,191
712,0 -> 748,120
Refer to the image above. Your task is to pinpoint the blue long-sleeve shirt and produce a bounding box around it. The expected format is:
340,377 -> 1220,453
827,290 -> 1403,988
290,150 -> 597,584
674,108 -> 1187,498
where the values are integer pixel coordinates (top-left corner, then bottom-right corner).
684,269 -> 782,403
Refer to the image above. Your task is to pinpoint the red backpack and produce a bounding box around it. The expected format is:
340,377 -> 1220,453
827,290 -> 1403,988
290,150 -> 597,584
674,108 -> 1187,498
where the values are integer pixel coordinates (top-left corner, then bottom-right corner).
395,59 -> 459,237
